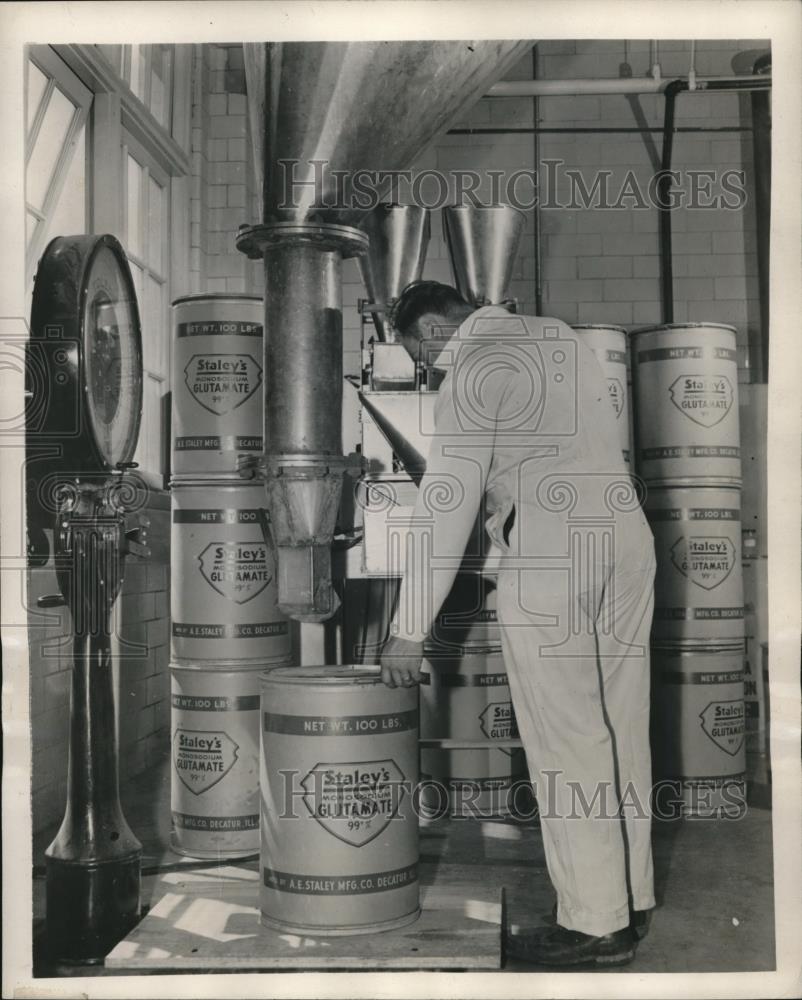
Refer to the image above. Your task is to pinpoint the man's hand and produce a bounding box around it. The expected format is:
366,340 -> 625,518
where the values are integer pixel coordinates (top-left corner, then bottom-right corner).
380,635 -> 425,689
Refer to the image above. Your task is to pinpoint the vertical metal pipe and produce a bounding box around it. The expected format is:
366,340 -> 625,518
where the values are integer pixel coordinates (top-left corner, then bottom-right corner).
658,81 -> 685,325
658,78 -> 770,327
238,221 -> 367,621
751,55 -> 771,382
263,242 -> 343,455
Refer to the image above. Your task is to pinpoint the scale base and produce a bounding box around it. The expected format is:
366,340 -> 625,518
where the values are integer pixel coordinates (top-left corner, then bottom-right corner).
45,852 -> 141,964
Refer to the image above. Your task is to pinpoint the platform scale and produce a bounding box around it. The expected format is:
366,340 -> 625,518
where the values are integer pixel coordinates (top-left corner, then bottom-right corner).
29,234 -> 150,963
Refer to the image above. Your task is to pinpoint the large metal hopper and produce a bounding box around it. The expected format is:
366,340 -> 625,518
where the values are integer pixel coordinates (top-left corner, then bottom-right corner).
358,204 -> 430,342
238,40 -> 532,621
243,41 -> 531,226
444,204 -> 525,305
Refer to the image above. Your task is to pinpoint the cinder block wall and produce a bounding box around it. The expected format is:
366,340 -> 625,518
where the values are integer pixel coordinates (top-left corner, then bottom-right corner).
190,43 -> 262,297
532,39 -> 763,380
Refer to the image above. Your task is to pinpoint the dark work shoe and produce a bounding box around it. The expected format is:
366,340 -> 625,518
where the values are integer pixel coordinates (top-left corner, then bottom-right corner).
630,907 -> 651,941
550,901 -> 652,941
507,924 -> 636,967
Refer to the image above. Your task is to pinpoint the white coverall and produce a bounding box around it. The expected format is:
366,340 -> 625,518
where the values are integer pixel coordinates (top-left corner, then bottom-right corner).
389,306 -> 657,937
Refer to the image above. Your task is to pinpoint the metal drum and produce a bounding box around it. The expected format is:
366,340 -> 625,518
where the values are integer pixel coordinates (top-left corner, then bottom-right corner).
170,663 -> 287,858
651,643 -> 746,817
632,323 -> 741,485
171,294 -> 263,476
260,666 -> 420,936
170,479 -> 290,664
419,644 -> 528,819
427,574 -> 500,651
574,324 -> 633,465
645,486 -> 744,644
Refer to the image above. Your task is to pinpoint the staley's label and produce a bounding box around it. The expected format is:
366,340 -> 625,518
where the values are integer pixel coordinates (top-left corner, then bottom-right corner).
300,758 -> 407,847
668,374 -> 734,427
173,728 -> 239,794
607,377 -> 626,418
198,540 -> 271,603
478,701 -> 519,740
184,353 -> 263,416
700,700 -> 745,756
669,535 -> 736,590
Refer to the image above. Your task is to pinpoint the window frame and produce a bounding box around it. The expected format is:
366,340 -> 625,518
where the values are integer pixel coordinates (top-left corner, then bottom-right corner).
121,129 -> 171,476
38,42 -> 193,485
25,46 -> 92,279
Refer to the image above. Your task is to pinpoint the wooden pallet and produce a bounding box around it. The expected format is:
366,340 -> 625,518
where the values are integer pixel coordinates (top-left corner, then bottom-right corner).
106,860 -> 502,970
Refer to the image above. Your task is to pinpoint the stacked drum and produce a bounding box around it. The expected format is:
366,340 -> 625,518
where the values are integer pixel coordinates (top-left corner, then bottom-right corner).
169,294 -> 291,858
418,575 -> 529,819
574,324 -> 635,467
259,666 -> 420,934
632,323 -> 746,817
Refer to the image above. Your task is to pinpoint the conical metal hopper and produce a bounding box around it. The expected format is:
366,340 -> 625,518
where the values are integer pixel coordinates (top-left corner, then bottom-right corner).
357,204 -> 430,341
239,41 -> 532,621
444,204 -> 526,305
244,41 -> 532,224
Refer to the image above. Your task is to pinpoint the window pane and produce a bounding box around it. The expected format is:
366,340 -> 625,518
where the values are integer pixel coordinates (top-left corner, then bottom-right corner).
126,154 -> 143,259
129,45 -> 147,102
149,46 -> 173,128
144,275 -> 167,376
147,175 -> 164,273
38,124 -> 86,248
27,85 -> 75,211
26,59 -> 48,133
133,373 -> 164,474
26,211 -> 39,249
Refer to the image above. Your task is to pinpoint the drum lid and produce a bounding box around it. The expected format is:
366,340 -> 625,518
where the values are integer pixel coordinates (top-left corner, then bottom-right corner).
262,665 -> 383,687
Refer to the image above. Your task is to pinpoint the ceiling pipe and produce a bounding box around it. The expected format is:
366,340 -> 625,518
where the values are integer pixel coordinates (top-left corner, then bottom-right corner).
485,75 -> 769,98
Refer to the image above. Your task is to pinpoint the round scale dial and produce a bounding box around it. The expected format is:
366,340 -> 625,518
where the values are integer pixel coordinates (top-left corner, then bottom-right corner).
29,234 -> 143,474
82,243 -> 142,467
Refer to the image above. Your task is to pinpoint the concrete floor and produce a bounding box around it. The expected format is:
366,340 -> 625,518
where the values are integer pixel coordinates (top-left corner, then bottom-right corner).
32,744 -> 775,976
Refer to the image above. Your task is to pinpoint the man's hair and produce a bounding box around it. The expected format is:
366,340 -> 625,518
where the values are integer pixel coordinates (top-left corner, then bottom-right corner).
390,281 -> 470,339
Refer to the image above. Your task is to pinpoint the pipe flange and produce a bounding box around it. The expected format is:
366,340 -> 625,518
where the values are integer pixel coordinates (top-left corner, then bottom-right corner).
256,452 -> 365,479
236,222 -> 369,260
